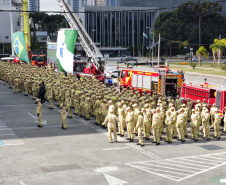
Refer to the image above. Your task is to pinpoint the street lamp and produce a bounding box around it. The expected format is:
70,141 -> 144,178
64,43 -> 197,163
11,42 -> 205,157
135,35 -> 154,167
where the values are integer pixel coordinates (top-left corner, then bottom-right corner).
146,27 -> 151,52
133,30 -> 135,57
190,48 -> 193,62
184,47 -> 187,59
91,29 -> 95,42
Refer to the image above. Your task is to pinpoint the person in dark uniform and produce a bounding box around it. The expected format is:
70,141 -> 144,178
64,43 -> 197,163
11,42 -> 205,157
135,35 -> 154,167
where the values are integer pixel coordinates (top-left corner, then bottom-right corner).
38,82 -> 46,104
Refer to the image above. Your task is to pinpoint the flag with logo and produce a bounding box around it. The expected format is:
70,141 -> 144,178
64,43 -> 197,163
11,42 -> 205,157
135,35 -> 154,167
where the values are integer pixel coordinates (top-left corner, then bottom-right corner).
143,32 -> 148,39
12,31 -> 30,63
56,29 -> 78,74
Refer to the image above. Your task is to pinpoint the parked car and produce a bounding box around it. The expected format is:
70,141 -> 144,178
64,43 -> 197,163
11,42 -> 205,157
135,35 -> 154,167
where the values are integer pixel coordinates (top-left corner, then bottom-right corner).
192,56 -> 203,62
124,56 -> 138,61
106,70 -> 121,78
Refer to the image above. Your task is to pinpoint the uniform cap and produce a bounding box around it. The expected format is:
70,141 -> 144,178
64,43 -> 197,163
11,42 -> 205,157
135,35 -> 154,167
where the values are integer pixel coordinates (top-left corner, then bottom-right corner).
60,103 -> 64,108
192,109 -> 195,112
36,99 -> 40,102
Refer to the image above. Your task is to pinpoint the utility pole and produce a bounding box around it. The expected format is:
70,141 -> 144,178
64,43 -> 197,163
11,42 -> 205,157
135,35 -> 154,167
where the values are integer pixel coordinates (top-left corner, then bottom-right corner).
158,33 -> 160,66
199,16 -> 201,48
10,0 -> 15,56
152,30 -> 154,63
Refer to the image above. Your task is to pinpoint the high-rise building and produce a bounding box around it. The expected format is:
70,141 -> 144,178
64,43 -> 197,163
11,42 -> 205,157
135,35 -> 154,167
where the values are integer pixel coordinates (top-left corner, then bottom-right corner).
95,0 -> 106,6
28,0 -> 40,12
0,0 -> 20,44
120,0 -> 226,14
67,0 -> 85,12
106,0 -> 119,7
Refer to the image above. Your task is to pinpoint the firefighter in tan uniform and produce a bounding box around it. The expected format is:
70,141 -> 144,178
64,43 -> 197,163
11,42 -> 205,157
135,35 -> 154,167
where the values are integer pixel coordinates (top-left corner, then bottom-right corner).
170,107 -> 177,138
176,109 -> 185,142
175,95 -> 181,110
47,86 -> 54,109
143,107 -> 151,140
65,94 -> 72,118
94,96 -> 101,124
187,98 -> 193,121
60,103 -> 67,130
118,103 -> 125,136
165,111 -> 172,143
190,109 -> 198,141
136,111 -> 145,147
100,99 -> 109,127
36,99 -> 43,128
152,109 -> 160,145
125,107 -> 134,141
182,104 -> 188,137
84,96 -> 91,120
13,76 -> 20,94
202,108 -> 210,140
214,109 -> 221,139
103,109 -> 118,143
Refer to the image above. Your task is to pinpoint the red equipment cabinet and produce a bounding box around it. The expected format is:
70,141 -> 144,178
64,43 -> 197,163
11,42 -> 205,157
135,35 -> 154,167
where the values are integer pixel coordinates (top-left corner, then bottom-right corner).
181,82 -> 226,118
120,68 -> 184,97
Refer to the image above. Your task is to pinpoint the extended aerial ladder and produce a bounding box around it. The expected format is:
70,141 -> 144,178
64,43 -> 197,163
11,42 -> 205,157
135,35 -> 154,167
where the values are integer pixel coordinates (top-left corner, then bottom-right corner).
57,0 -> 105,71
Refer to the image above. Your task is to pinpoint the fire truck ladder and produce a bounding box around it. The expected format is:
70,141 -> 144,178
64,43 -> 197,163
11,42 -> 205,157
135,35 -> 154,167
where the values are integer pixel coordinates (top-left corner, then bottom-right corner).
57,0 -> 104,71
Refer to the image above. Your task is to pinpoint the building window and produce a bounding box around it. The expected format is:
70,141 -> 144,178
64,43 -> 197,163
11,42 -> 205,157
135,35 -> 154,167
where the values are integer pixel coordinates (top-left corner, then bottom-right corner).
5,36 -> 9,39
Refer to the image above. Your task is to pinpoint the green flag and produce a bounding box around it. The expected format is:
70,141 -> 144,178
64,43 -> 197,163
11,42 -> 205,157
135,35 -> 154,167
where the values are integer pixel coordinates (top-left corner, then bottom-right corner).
56,29 -> 78,74
12,31 -> 30,63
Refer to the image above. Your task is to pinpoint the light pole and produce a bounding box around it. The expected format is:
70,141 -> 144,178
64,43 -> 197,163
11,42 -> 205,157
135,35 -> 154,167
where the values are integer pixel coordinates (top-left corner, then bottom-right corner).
190,47 -> 193,63
132,30 -> 135,57
91,29 -> 95,42
146,27 -> 151,53
10,0 -> 15,56
184,46 -> 187,59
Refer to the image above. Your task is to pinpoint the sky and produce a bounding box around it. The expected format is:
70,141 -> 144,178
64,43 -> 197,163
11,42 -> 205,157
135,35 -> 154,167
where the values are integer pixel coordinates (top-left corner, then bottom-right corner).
40,0 -> 61,12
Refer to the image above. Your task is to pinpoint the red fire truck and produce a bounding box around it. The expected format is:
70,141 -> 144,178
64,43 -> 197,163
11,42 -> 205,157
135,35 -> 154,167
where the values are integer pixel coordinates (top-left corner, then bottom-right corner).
31,54 -> 47,67
120,68 -> 184,97
181,82 -> 226,118
73,59 -> 104,82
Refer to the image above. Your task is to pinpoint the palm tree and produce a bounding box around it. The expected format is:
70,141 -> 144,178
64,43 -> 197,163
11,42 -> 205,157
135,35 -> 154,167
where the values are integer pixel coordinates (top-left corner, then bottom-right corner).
213,39 -> 226,65
196,46 -> 208,66
209,43 -> 221,68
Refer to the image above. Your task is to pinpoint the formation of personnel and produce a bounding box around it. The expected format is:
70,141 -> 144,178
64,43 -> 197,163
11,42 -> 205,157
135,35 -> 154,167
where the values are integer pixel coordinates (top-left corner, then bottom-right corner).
0,61 -> 226,145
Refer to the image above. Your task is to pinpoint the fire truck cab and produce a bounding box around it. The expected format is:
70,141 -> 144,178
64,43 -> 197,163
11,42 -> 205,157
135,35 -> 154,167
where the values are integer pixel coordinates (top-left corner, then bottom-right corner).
181,83 -> 226,118
120,68 -> 184,97
31,55 -> 47,67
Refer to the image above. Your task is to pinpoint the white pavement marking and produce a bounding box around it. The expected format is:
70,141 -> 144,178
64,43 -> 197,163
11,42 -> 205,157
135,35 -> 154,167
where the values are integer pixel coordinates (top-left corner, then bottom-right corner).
27,113 -> 38,120
95,167 -> 118,173
103,147 -> 130,151
0,143 -> 24,147
19,181 -> 27,185
126,152 -> 226,182
103,173 -> 128,185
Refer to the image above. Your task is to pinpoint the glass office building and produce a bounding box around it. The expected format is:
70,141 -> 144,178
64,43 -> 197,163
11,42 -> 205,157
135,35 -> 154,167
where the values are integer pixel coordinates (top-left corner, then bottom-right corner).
120,0 -> 226,14
85,6 -> 158,50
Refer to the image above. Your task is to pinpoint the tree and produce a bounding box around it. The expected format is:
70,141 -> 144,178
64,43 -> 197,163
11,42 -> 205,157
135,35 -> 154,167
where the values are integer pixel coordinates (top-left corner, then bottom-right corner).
154,1 -> 225,56
196,46 -> 208,66
213,39 -> 226,65
209,42 -> 222,68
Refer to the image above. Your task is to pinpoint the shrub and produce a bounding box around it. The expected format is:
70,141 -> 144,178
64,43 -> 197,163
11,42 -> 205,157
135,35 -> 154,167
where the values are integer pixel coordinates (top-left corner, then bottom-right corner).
189,62 -> 196,69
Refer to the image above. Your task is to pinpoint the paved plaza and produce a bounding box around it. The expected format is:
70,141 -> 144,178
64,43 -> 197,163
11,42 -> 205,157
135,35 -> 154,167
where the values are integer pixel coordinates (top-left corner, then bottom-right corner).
0,72 -> 226,185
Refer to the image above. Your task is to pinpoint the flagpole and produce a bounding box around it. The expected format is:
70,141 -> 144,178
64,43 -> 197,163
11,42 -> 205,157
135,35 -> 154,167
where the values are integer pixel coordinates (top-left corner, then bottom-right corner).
152,30 -> 154,64
158,33 -> 160,66
142,35 -> 144,57
10,1 -> 15,56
